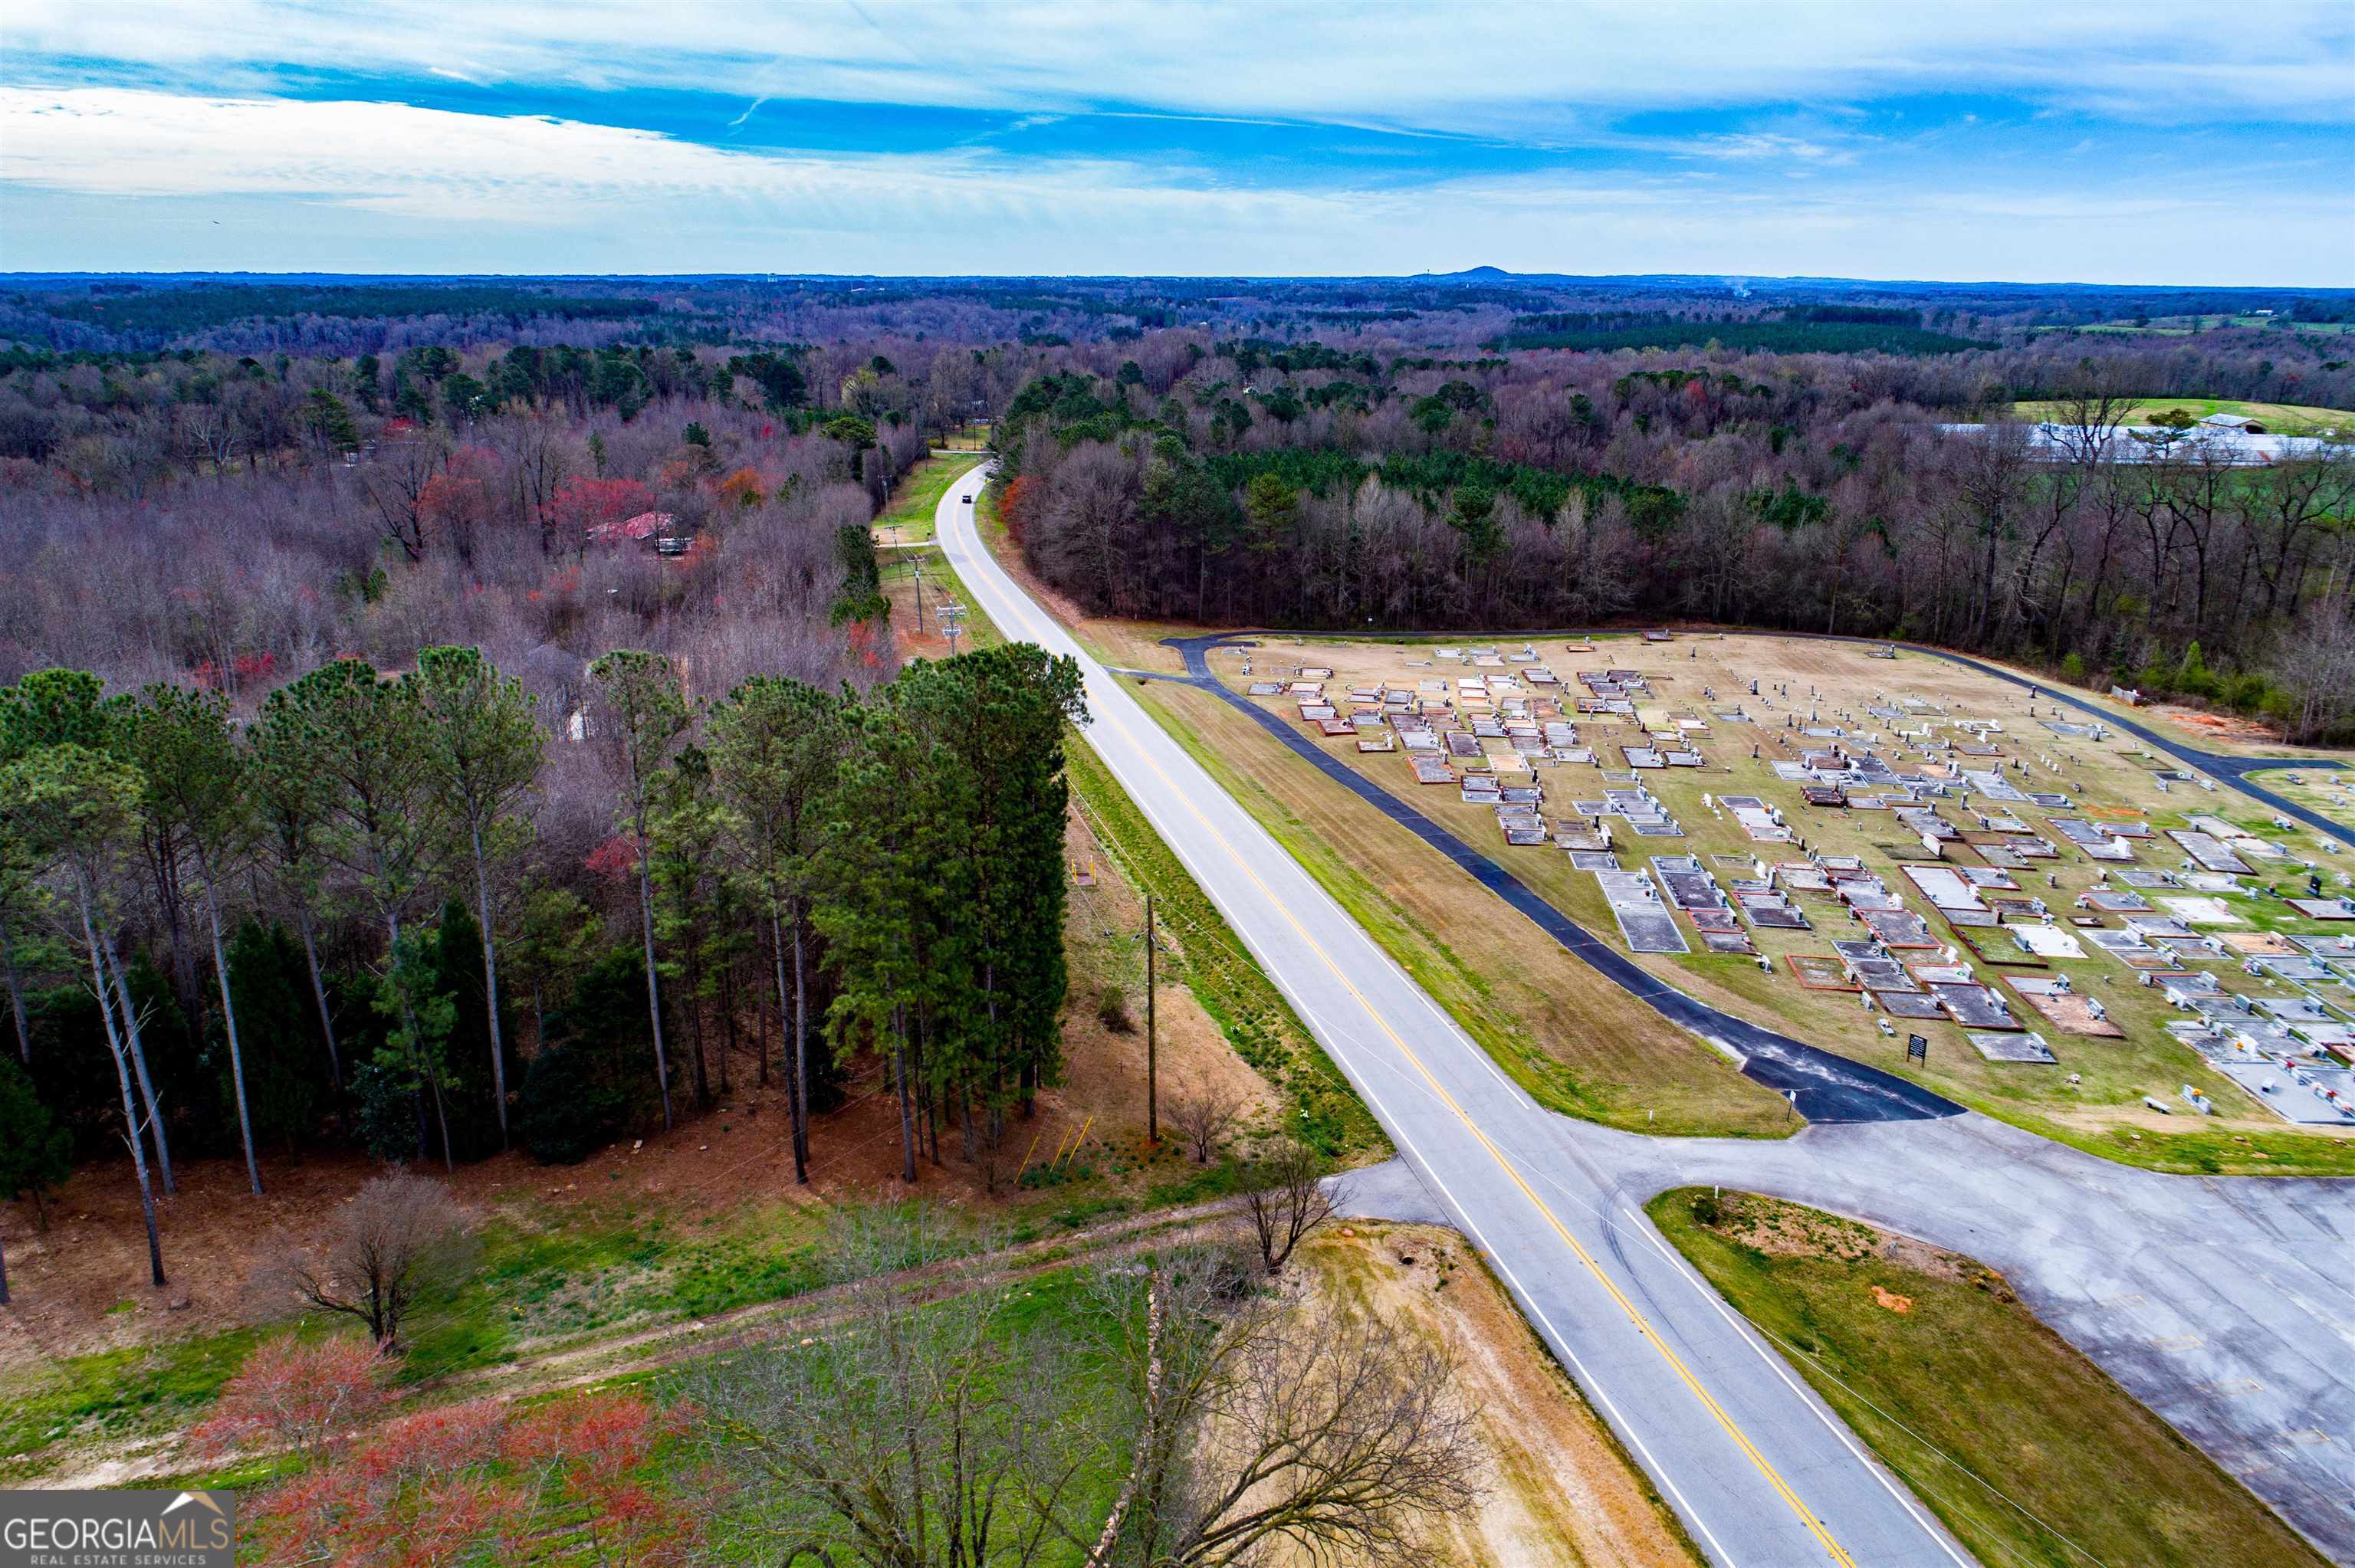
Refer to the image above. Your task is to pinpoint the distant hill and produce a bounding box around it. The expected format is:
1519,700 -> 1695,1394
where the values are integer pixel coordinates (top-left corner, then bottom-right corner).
1414,265 -> 1519,283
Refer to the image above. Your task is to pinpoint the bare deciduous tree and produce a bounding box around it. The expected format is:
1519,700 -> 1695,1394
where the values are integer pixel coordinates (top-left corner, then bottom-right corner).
1089,1245 -> 1485,1568
1170,1299 -> 1481,1566
1166,1075 -> 1246,1166
1231,1137 -> 1340,1275
258,1171 -> 476,1348
2276,603 -> 2355,745
690,1207 -> 1112,1568
693,1217 -> 1481,1568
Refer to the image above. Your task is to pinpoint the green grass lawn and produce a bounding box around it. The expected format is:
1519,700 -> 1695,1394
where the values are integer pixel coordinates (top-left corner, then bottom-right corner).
934,422 -> 994,451
872,451 -> 985,546
396,1199 -> 840,1384
1648,1189 -> 2328,1568
0,1327 -> 268,1481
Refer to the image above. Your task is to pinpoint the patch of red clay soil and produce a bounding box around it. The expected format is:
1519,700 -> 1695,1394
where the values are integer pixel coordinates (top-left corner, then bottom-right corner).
2149,704 -> 2284,744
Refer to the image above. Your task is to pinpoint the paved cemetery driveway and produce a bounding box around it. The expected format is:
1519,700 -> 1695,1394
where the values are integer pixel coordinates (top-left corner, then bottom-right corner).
1141,633 -> 1960,1125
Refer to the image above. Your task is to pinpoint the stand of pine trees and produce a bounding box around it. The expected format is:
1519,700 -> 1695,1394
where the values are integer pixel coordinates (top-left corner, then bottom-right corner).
808,644 -> 1086,1192
0,640 -> 1086,1292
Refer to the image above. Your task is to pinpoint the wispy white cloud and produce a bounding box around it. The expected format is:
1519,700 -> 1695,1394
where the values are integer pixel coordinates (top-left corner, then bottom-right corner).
0,87 -> 1348,231
5,0 -> 2350,133
1676,133 -> 1856,166
2,84 -> 2342,286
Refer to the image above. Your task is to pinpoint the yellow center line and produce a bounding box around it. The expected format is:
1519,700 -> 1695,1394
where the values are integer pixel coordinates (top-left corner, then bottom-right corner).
1108,713 -> 1857,1566
941,471 -> 1857,1566
947,474 -> 1853,1560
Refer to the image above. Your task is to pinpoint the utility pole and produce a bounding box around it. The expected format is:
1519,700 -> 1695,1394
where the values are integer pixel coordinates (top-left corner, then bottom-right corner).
911,562 -> 926,632
1145,894 -> 1158,1146
941,601 -> 967,657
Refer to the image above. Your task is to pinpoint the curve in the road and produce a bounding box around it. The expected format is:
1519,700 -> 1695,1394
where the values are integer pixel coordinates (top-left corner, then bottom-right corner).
1146,635 -> 1962,1124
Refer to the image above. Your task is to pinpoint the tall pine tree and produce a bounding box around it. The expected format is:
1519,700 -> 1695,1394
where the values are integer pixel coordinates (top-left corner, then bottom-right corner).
120,685 -> 265,1196
705,677 -> 842,1183
409,646 -> 544,1148
586,651 -> 689,1132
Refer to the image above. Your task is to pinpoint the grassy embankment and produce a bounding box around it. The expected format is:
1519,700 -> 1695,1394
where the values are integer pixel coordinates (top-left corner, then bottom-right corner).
879,490 -> 1387,1163
1065,742 -> 1387,1159
1649,1189 -> 2329,1568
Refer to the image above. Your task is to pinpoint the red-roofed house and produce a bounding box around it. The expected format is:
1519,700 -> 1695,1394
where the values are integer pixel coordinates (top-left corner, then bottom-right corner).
590,510 -> 675,546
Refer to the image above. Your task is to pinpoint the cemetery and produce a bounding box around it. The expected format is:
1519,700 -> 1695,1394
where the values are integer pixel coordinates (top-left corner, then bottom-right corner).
1213,630 -> 2355,1139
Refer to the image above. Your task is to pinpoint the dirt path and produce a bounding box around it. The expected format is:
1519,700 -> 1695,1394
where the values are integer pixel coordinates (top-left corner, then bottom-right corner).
31,1202 -> 1240,1491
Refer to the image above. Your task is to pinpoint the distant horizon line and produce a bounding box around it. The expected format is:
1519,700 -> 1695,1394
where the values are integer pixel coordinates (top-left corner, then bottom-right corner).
6,268 -> 2351,295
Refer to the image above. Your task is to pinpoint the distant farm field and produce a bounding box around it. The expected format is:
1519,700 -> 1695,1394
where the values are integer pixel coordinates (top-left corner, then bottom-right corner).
2032,316 -> 2353,339
2008,396 -> 2355,434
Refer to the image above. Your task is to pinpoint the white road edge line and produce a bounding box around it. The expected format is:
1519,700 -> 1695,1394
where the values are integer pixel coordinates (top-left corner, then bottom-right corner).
937,477 -> 1756,1564
936,471 -> 1976,1566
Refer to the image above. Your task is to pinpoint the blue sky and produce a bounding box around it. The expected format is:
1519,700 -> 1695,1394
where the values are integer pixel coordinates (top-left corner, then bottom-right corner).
2,1 -> 2350,284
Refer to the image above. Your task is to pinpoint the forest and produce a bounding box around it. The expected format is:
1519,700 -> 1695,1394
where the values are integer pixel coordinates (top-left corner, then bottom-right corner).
2,634 -> 1084,1280
993,324 -> 2355,741
0,308 -> 1099,1299
2,270 -> 2353,1287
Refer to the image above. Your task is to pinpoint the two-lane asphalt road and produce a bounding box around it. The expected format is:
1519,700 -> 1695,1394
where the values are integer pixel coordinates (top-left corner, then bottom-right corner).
934,464 -> 1972,1566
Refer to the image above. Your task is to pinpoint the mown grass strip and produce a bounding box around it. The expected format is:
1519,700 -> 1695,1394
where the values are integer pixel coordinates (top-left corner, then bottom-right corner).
869,451 -> 972,545
1647,1188 -> 2328,1568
